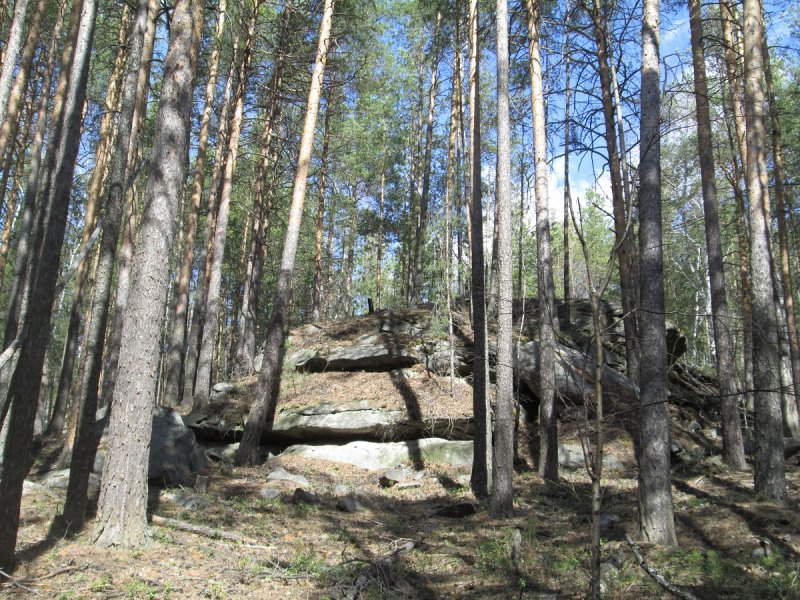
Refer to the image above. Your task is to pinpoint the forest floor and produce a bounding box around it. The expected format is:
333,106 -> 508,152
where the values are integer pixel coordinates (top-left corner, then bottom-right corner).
5,414 -> 800,599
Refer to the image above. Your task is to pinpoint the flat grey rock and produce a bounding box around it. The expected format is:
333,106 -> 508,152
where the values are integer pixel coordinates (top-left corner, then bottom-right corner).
267,467 -> 309,487
281,438 -> 474,471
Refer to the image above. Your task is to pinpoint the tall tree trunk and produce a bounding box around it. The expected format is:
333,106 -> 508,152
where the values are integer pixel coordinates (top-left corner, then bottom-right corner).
491,0 -> 513,518
0,0 -> 64,429
232,2 -> 292,371
638,0 -> 677,545
93,0 -> 204,547
312,82 -> 333,322
526,0 -> 558,483
99,0 -> 159,409
762,22 -> 800,431
0,0 -> 45,171
688,0 -> 746,468
468,0 -> 491,500
47,3 -> 132,438
193,2 -> 259,409
376,141 -> 385,311
0,0 -> 30,131
410,16 -> 441,307
61,0 -> 152,530
162,0 -> 227,406
560,4 -> 572,329
0,89 -> 32,288
741,0 -> 785,501
0,0 -> 97,570
719,0 -> 755,411
180,55 -> 236,408
585,0 -> 639,383
235,0 -> 334,466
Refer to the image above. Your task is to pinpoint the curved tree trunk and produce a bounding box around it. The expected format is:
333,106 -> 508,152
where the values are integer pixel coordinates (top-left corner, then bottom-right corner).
235,0 -> 335,466
93,0 -> 204,548
638,0 -> 677,546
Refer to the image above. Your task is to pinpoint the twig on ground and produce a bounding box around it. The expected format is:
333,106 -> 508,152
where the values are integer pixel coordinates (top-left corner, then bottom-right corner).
150,514 -> 259,545
0,569 -> 39,594
625,535 -> 699,600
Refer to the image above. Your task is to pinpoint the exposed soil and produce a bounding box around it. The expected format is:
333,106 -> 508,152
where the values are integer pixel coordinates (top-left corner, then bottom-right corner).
6,414 -> 800,599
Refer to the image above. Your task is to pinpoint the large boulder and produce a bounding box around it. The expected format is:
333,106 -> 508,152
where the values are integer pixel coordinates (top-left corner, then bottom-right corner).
96,406 -> 207,485
288,334 -> 420,372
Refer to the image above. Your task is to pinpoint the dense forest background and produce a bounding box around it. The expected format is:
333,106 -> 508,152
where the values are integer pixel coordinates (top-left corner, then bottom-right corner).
0,0 -> 799,592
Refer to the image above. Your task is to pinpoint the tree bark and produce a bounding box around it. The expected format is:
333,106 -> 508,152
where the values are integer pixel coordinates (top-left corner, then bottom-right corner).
0,0 -> 64,429
231,1 -> 292,371
490,0 -> 513,518
687,0 -> 746,469
98,0 -> 159,409
410,15 -> 441,307
180,54 -> 236,408
47,3 -> 132,439
638,0 -> 677,545
193,2 -> 259,409
312,81 -> 333,322
0,0 -> 31,132
526,0 -> 558,483
235,0 -> 335,466
585,0 -> 639,384
61,0 -> 152,531
0,0 -> 47,168
162,0 -> 227,406
761,21 -> 800,433
93,0 -> 204,547
468,0 -> 491,500
560,5 -> 572,330
741,0 -> 785,501
0,0 -> 96,570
